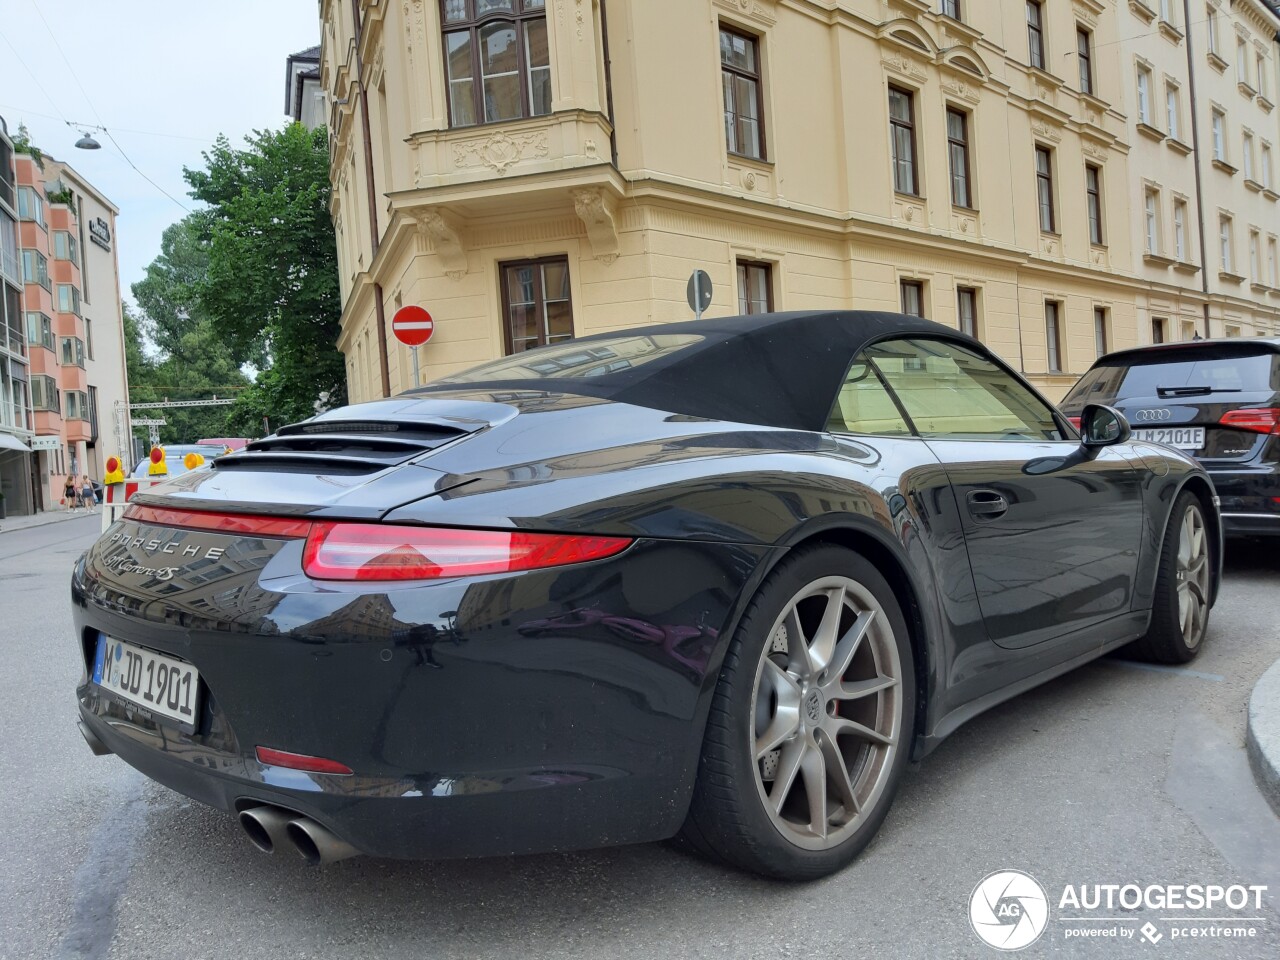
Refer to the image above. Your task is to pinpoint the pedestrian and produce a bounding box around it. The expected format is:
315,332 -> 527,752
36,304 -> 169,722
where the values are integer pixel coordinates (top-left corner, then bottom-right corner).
63,475 -> 78,511
81,475 -> 96,512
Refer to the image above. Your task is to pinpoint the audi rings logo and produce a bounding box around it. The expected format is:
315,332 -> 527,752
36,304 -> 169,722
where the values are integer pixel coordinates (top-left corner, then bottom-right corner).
970,870 -> 1050,951
1133,408 -> 1173,423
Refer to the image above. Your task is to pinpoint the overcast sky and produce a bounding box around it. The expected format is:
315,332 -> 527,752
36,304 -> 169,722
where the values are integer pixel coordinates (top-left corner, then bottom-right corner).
0,0 -> 318,307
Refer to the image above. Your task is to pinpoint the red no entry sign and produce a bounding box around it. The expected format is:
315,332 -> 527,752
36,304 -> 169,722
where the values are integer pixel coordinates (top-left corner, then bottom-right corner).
392,305 -> 435,347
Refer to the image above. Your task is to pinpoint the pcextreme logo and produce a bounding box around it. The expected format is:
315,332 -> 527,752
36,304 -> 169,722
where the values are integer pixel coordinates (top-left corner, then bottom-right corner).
969,872 -> 1269,950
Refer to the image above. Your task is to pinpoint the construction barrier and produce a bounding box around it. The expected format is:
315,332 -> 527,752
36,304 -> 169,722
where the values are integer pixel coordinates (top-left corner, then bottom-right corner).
101,479 -> 165,534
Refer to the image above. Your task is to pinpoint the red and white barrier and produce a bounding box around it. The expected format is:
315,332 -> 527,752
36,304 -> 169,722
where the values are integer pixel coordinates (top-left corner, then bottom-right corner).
100,480 -> 165,533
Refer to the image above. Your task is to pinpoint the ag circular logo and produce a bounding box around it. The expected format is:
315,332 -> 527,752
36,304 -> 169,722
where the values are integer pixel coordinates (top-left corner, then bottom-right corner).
969,869 -> 1050,951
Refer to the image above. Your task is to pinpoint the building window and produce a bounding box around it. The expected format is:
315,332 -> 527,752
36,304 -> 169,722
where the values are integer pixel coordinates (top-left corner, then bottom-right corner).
57,284 -> 80,315
1237,39 -> 1248,85
957,287 -> 978,337
1152,317 -> 1166,344
85,317 -> 93,360
21,250 -> 49,290
1258,56 -> 1269,100
1086,164 -> 1104,245
736,260 -> 773,315
1035,145 -> 1055,233
720,27 -> 766,160
64,389 -> 88,421
1144,189 -> 1160,254
1207,5 -> 1219,55
25,311 -> 53,350
1136,66 -> 1153,125
1094,307 -> 1109,357
1077,29 -> 1094,95
900,279 -> 925,318
1211,109 -> 1226,162
1166,84 -> 1181,140
941,0 -> 961,20
1045,301 -> 1063,372
53,231 -> 78,265
501,256 -> 573,354
1159,0 -> 1175,24
59,336 -> 85,368
1263,143 -> 1273,189
16,186 -> 45,227
30,374 -> 59,413
889,86 -> 918,195
1243,132 -> 1255,180
441,0 -> 551,128
946,107 -> 972,208
1027,2 -> 1046,70
1219,216 -> 1234,272
1268,238 -> 1278,287
1250,230 -> 1261,282
1174,199 -> 1188,261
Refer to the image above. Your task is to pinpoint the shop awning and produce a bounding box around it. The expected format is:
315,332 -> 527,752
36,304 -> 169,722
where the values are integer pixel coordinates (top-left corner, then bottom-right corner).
0,433 -> 32,453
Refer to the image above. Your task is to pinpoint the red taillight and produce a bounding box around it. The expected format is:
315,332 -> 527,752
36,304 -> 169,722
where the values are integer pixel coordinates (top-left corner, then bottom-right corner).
255,747 -> 353,776
1219,408 -> 1280,435
1067,416 -> 1082,430
302,523 -> 633,581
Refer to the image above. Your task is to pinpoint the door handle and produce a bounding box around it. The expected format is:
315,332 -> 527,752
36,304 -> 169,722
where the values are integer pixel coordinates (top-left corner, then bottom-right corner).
966,490 -> 1009,520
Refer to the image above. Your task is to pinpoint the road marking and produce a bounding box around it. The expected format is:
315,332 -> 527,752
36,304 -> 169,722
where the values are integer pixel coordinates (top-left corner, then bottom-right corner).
1105,660 -> 1225,682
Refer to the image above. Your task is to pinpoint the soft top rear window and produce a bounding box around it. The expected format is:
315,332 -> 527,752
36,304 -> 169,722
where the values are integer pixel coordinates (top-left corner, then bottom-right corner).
437,334 -> 704,383
1066,346 -> 1278,404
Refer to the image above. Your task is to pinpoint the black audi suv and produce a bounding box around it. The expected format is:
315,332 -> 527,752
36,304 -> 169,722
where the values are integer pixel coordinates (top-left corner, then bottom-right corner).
1060,338 -> 1280,538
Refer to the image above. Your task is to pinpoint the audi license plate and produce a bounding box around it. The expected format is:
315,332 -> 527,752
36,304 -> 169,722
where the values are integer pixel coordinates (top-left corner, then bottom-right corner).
92,634 -> 200,728
1132,427 -> 1205,450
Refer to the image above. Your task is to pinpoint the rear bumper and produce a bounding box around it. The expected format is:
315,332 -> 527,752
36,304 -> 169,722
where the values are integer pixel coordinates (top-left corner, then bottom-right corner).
71,535 -> 770,860
1203,465 -> 1280,537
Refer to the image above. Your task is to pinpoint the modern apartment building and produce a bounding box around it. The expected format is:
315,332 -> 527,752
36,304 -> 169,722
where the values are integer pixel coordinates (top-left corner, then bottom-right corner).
320,1 -> 1280,405
2,119 -> 130,516
0,116 -> 34,518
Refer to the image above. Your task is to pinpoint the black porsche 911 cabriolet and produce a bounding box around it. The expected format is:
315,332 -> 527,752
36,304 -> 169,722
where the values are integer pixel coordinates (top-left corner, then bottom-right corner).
72,311 -> 1220,880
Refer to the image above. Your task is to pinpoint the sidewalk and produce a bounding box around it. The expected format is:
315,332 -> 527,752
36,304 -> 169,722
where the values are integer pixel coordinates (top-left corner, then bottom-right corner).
0,507 -> 99,534
1246,657 -> 1280,819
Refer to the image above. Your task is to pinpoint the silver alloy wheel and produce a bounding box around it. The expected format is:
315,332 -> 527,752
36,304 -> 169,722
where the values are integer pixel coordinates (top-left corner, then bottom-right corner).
748,575 -> 902,851
1176,504 -> 1210,648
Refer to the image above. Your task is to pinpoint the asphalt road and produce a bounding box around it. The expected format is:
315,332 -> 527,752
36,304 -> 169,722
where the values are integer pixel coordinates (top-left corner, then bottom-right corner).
2,514 -> 1279,960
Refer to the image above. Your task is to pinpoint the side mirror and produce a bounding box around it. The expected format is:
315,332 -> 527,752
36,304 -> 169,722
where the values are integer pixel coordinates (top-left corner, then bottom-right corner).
1080,403 -> 1132,448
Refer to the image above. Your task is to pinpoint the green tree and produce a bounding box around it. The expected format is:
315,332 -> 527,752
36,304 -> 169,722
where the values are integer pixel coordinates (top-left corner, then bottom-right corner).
129,217 -> 250,444
184,124 -> 346,427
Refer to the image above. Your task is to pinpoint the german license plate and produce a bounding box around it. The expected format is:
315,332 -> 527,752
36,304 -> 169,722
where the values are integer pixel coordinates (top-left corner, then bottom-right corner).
1132,427 -> 1205,450
92,635 -> 200,727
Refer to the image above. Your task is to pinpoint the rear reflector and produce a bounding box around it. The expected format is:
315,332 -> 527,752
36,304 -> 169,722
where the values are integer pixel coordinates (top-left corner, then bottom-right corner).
255,747 -> 353,776
302,523 -> 633,581
1218,408 -> 1280,435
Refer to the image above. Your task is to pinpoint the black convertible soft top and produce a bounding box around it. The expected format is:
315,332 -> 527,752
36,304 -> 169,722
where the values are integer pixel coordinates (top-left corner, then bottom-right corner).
413,310 -> 974,431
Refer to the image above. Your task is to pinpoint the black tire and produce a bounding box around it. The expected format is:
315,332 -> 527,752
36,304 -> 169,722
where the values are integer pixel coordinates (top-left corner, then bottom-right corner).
679,544 -> 915,880
1127,490 -> 1212,664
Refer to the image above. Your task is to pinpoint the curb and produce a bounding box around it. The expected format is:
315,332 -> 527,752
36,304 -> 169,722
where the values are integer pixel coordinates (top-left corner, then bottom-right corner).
1246,657 -> 1280,819
0,509 -> 95,535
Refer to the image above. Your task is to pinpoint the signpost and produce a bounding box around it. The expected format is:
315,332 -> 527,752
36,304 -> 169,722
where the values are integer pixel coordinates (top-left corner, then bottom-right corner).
686,270 -> 713,320
391,305 -> 436,387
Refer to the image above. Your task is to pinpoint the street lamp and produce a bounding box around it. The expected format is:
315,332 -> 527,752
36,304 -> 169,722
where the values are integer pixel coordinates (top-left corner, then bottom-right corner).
66,121 -> 103,150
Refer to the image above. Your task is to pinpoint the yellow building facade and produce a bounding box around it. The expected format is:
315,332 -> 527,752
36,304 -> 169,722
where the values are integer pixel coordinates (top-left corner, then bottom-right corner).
322,0 -> 1280,404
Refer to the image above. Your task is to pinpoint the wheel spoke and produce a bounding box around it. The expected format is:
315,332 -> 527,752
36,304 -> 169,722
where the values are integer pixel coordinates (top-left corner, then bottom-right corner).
769,739 -> 805,814
827,715 -> 894,747
798,739 -> 828,839
807,586 -> 846,676
756,662 -> 802,758
831,674 -> 898,702
782,607 -> 810,680
825,611 -> 875,683
817,730 -> 860,819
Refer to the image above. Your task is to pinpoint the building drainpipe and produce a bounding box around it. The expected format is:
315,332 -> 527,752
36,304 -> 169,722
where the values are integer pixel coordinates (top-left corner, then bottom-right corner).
351,0 -> 391,398
1182,0 -> 1213,338
598,0 -> 619,169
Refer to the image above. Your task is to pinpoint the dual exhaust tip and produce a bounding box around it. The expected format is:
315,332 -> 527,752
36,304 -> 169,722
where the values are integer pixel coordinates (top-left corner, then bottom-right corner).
238,805 -> 360,865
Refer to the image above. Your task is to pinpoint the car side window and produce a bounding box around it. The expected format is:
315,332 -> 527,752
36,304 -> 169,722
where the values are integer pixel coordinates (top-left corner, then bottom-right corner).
826,360 -> 914,436
866,338 -> 1065,441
